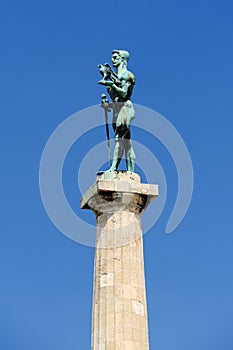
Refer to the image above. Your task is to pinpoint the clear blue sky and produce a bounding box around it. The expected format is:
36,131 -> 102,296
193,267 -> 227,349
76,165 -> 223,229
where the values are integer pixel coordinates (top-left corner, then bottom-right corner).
1,0 -> 233,349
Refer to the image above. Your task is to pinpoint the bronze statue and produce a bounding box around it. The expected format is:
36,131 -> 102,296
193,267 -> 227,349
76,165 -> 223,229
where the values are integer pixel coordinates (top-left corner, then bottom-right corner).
98,50 -> 136,172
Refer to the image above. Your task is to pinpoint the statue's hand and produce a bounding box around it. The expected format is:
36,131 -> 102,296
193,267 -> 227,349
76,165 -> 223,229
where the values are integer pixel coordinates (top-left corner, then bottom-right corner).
98,79 -> 107,85
98,79 -> 114,87
97,80 -> 114,87
104,81 -> 114,87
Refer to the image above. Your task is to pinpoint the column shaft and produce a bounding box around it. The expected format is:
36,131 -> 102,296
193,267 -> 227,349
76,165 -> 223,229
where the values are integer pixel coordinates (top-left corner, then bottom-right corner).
92,211 -> 149,350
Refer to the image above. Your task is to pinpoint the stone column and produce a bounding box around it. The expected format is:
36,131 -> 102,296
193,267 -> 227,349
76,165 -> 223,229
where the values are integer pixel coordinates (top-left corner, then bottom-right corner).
80,171 -> 158,350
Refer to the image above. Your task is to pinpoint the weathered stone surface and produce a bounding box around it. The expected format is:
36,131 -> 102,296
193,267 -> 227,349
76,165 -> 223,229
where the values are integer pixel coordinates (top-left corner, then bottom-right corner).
81,171 -> 158,350
80,171 -> 158,215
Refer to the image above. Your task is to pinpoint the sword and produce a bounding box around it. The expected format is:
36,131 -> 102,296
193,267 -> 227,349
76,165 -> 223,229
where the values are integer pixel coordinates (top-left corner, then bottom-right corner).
101,94 -> 112,166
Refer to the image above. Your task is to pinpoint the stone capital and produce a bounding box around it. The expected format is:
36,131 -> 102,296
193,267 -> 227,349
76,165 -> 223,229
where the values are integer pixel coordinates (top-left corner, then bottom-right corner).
80,171 -> 158,216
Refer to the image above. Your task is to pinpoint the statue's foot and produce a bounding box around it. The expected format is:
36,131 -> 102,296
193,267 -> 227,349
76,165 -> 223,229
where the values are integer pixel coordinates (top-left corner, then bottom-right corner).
103,168 -> 117,179
105,168 -> 116,173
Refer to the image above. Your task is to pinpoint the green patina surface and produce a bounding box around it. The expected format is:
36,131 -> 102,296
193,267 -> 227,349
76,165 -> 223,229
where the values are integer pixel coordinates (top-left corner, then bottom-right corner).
98,50 -> 136,172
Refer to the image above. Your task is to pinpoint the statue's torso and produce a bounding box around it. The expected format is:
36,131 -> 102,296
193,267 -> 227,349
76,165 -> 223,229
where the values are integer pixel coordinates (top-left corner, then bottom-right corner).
109,69 -> 135,103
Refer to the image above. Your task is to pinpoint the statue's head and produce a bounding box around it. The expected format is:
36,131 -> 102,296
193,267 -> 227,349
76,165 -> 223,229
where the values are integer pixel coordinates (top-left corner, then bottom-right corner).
112,50 -> 130,68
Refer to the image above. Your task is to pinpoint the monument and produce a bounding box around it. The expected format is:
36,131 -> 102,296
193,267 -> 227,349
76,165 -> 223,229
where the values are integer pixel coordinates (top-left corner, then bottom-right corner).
81,50 -> 158,349
98,49 -> 136,172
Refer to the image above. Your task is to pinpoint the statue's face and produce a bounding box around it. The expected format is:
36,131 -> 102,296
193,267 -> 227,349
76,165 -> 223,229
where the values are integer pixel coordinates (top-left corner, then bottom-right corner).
112,52 -> 122,67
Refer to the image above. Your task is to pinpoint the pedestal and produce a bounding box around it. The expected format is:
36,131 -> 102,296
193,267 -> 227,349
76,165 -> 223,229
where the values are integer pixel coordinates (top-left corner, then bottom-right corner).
81,171 -> 158,350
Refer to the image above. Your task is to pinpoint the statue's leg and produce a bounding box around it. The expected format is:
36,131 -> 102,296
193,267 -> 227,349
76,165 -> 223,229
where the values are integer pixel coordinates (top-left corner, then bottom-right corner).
125,140 -> 136,172
109,137 -> 124,171
108,105 -> 128,171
